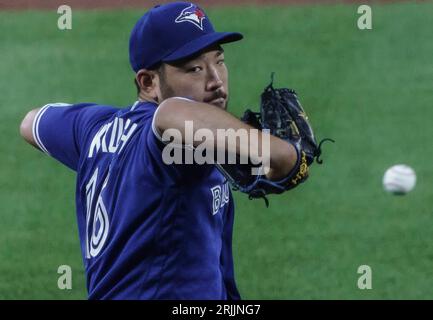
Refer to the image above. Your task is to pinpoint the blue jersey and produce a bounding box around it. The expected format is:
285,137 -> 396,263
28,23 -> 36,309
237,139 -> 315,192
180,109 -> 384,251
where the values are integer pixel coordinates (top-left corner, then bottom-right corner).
32,101 -> 240,300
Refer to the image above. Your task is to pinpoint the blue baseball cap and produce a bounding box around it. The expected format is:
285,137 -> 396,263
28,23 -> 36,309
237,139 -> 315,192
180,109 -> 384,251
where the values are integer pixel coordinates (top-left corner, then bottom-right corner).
129,2 -> 243,72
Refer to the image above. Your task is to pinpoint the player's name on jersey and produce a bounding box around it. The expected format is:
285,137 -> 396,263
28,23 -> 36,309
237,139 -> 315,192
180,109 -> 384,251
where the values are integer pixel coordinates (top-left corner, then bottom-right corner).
88,117 -> 137,158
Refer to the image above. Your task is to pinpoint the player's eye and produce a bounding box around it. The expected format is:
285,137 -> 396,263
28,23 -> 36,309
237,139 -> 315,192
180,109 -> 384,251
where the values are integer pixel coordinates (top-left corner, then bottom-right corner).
217,59 -> 225,65
187,66 -> 202,73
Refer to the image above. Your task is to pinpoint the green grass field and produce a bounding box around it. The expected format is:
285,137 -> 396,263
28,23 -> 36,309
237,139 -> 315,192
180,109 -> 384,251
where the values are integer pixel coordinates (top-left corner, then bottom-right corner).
1,2 -> 433,299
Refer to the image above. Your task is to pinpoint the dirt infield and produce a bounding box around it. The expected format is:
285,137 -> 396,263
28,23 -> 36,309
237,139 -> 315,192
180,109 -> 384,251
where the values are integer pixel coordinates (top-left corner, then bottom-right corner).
0,0 -> 414,10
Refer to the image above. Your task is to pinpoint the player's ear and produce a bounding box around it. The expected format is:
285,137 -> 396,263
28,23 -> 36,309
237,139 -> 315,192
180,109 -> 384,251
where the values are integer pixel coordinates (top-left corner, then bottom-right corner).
135,69 -> 161,101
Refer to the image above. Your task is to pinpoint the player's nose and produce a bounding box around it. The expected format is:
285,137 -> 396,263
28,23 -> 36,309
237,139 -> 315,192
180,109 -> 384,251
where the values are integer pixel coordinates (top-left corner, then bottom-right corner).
206,68 -> 224,91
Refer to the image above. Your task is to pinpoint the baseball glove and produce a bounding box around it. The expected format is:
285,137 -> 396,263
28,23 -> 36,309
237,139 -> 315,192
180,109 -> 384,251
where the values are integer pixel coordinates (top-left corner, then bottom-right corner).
216,73 -> 333,206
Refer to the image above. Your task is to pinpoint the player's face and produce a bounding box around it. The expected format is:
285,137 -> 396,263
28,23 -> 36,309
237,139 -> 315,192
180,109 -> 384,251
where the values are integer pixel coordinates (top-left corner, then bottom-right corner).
158,45 -> 229,110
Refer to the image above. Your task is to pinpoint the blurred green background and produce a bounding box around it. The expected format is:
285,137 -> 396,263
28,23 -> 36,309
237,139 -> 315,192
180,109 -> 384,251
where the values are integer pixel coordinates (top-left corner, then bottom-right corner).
1,2 -> 433,299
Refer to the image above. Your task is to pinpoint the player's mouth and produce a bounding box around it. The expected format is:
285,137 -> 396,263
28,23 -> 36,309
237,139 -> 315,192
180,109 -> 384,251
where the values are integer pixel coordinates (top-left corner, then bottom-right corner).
205,94 -> 227,109
208,97 -> 225,108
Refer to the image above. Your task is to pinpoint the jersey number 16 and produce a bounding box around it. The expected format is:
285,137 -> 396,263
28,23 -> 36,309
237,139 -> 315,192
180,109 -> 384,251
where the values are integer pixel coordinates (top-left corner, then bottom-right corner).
85,167 -> 110,259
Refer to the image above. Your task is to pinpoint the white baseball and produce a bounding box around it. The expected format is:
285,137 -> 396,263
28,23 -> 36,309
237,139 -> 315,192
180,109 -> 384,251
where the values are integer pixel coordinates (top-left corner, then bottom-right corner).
383,164 -> 416,195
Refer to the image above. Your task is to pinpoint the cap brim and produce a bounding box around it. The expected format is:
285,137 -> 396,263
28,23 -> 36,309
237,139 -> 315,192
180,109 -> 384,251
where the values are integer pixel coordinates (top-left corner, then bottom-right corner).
162,32 -> 243,63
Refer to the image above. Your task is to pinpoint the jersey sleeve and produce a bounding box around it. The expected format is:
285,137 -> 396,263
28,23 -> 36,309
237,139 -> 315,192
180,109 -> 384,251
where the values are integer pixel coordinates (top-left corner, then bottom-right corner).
32,102 -> 110,171
140,108 -> 184,184
140,98 -> 210,185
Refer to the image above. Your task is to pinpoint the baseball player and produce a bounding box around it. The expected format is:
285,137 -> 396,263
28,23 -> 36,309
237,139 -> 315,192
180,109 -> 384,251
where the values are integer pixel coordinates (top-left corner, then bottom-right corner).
20,2 -> 300,299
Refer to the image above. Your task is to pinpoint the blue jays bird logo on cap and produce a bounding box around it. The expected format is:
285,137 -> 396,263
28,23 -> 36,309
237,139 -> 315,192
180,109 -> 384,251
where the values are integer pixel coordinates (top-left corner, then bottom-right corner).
175,3 -> 206,31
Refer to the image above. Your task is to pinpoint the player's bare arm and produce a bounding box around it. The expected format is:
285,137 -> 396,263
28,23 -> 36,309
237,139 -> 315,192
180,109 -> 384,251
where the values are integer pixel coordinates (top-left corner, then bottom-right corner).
154,97 -> 298,181
20,108 -> 40,148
